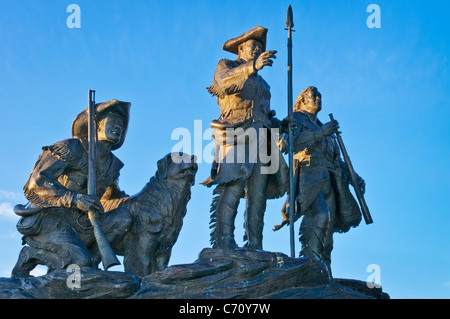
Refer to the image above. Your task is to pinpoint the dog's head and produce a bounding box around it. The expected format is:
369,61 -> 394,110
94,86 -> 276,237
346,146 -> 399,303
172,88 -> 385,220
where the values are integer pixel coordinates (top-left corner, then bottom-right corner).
156,152 -> 198,185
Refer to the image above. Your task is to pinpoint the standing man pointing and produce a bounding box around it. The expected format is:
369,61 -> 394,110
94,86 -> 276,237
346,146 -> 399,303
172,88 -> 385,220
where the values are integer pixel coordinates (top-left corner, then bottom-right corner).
202,26 -> 289,250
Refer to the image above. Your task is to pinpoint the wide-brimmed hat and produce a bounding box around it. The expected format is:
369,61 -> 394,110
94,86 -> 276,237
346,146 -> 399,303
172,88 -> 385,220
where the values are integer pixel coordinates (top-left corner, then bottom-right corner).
223,26 -> 268,55
71,99 -> 131,150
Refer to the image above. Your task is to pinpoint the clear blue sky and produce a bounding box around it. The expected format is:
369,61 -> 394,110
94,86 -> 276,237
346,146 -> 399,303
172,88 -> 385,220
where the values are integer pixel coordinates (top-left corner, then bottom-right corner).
0,0 -> 449,299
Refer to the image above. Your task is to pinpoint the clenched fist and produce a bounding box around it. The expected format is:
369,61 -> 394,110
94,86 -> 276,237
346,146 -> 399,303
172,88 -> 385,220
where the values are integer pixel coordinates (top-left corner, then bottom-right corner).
73,194 -> 104,216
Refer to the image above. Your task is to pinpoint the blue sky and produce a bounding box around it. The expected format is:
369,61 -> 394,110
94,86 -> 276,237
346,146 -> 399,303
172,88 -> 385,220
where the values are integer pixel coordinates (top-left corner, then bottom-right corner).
0,0 -> 449,299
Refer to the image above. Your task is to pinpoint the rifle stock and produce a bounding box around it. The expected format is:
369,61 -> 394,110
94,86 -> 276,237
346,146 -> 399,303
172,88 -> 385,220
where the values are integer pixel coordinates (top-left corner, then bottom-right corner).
88,90 -> 121,270
329,113 -> 373,225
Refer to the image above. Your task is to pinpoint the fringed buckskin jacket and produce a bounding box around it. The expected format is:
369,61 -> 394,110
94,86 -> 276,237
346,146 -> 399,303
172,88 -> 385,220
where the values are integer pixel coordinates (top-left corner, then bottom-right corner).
23,138 -> 128,214
279,111 -> 362,233
202,58 -> 289,200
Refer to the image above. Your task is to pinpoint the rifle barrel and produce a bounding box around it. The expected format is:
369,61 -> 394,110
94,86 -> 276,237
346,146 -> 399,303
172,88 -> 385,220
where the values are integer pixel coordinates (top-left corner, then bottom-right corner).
88,90 -> 97,196
87,90 -> 121,270
329,113 -> 373,225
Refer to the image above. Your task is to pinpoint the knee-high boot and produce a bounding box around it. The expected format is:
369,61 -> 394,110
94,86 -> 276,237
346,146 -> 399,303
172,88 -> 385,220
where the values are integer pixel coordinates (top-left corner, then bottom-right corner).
209,179 -> 245,249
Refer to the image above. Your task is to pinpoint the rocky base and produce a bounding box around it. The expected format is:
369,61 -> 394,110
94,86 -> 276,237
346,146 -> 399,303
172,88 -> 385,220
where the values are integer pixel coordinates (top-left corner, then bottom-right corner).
0,248 -> 389,299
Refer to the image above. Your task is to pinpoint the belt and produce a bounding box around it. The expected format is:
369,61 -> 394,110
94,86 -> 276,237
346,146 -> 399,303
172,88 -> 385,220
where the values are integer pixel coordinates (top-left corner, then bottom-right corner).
299,157 -> 335,169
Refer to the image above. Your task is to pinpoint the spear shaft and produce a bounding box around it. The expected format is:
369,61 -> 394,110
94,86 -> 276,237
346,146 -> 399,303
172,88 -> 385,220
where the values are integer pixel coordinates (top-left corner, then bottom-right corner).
286,5 -> 296,258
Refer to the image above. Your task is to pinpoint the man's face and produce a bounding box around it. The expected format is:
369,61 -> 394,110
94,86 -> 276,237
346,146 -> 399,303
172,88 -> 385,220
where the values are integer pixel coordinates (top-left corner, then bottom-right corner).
302,88 -> 322,114
238,39 -> 263,62
97,114 -> 123,145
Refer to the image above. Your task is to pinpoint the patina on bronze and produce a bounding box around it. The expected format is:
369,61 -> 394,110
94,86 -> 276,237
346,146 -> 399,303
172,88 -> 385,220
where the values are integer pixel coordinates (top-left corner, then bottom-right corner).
202,26 -> 289,250
12,96 -> 197,277
329,113 -> 373,225
86,90 -> 121,270
275,86 -> 366,274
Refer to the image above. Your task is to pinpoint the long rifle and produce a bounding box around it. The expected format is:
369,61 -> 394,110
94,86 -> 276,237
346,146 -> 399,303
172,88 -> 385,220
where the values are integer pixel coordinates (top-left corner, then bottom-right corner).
286,5 -> 296,258
87,90 -> 121,270
329,113 -> 373,225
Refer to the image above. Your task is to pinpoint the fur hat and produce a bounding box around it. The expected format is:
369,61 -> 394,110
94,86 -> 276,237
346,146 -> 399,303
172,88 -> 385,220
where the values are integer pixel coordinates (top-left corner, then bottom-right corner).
223,26 -> 268,55
71,99 -> 130,150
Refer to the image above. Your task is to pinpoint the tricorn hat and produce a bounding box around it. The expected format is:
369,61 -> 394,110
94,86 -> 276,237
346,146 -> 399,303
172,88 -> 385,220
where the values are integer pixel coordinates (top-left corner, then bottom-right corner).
223,26 -> 268,55
71,99 -> 131,150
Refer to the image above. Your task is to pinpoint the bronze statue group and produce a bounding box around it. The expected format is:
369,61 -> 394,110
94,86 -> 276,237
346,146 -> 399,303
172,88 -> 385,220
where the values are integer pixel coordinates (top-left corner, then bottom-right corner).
11,26 -> 367,278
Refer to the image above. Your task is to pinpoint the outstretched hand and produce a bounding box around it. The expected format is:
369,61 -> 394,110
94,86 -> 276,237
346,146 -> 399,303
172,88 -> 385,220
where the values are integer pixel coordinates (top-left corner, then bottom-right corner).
254,50 -> 277,71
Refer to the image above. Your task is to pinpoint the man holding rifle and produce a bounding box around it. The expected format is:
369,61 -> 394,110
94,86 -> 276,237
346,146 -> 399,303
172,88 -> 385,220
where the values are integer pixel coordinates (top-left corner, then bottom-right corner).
12,100 -> 132,276
275,86 -> 366,275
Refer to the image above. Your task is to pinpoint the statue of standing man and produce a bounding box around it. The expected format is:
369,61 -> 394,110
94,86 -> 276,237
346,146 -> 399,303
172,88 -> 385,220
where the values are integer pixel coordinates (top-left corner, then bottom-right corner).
202,26 -> 289,250
275,86 -> 366,274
